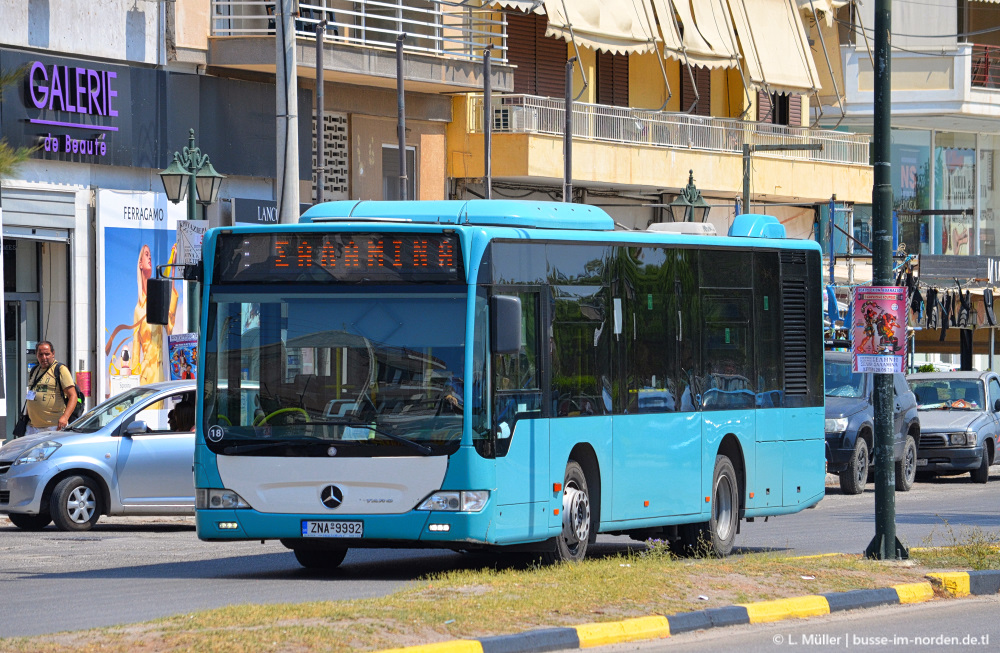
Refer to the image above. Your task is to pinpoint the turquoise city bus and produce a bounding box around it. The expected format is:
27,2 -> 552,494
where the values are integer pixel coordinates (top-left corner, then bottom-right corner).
194,200 -> 825,568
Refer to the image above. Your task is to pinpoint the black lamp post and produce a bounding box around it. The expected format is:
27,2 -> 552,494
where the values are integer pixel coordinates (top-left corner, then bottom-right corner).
668,170 -> 711,222
158,128 -> 225,220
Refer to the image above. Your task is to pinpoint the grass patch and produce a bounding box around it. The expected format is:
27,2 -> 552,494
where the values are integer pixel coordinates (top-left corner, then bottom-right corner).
0,545 -> 955,653
912,521 -> 1000,570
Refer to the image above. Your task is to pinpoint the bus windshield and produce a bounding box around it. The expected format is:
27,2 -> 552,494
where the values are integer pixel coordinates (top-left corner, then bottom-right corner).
204,289 -> 467,456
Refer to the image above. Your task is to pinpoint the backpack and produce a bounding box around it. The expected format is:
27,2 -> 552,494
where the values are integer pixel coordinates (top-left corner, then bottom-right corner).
54,362 -> 85,422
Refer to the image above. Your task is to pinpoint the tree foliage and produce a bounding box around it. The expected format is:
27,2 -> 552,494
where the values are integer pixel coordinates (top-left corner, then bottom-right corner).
1,67 -> 34,179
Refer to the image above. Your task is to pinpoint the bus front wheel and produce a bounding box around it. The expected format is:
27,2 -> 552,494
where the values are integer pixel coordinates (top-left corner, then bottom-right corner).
544,461 -> 591,564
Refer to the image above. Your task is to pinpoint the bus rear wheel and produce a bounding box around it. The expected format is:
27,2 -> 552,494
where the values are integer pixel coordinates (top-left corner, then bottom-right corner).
292,546 -> 348,570
674,455 -> 740,557
544,461 -> 591,564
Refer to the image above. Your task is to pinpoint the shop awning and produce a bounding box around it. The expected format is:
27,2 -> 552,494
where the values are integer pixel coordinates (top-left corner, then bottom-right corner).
490,1 -> 545,13
650,0 -> 741,69
542,0 -> 659,54
729,0 -> 821,94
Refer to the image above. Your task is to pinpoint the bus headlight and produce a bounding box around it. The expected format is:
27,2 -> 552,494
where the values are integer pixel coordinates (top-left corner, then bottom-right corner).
417,491 -> 489,512
197,488 -> 250,510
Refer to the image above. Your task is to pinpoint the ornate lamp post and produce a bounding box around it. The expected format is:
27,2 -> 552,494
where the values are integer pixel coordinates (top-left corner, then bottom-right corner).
668,170 -> 711,223
158,128 -> 225,220
156,128 -> 225,331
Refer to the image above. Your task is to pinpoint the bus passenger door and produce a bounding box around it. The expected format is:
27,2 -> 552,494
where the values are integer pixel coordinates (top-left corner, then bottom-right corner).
491,290 -> 550,543
612,247 -> 701,522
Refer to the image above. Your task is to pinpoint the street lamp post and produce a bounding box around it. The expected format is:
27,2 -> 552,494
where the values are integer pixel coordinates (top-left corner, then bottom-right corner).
667,170 -> 711,223
157,128 -> 225,332
159,128 -> 225,219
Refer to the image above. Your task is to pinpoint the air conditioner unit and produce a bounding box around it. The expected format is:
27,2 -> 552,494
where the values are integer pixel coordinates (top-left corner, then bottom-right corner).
493,106 -> 538,131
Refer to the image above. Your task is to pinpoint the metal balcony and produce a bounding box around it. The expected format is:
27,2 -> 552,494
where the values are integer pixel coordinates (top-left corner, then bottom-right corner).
211,0 -> 507,64
473,95 -> 871,166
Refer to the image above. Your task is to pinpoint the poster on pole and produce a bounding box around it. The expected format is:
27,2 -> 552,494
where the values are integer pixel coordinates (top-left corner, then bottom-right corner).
97,190 -> 187,400
852,286 -> 907,373
176,220 -> 209,265
168,333 -> 198,380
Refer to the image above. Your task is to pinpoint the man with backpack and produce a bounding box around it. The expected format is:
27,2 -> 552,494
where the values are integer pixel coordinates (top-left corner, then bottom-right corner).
24,341 -> 80,435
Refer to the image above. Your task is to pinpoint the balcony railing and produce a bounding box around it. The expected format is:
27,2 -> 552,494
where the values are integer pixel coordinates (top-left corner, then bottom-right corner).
473,95 -> 871,166
211,0 -> 506,64
972,44 -> 1000,89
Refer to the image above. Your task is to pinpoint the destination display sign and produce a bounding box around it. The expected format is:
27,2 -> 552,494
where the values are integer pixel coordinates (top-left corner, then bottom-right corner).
214,232 -> 464,284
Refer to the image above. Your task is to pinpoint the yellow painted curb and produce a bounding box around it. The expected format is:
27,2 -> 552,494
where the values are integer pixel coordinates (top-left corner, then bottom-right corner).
575,616 -> 671,648
927,572 -> 971,597
740,595 -> 829,623
893,582 -> 935,604
377,641 -> 483,653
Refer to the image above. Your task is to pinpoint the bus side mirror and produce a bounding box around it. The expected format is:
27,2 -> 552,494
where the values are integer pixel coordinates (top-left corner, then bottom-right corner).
492,295 -> 522,355
147,278 -> 172,325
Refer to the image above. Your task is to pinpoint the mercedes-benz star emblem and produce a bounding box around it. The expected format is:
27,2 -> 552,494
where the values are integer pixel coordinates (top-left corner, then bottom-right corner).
321,485 -> 344,509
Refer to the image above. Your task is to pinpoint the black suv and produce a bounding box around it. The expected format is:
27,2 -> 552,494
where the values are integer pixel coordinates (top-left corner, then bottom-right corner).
824,352 -> 921,494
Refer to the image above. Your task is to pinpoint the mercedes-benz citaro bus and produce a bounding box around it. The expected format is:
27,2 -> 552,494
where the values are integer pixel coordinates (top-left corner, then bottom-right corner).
194,200 -> 825,569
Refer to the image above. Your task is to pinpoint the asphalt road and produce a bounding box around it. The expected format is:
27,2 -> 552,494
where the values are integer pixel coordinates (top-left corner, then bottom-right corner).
1,471 -> 997,638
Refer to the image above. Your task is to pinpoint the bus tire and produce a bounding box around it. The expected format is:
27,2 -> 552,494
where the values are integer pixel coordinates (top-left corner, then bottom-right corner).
292,546 -> 348,570
543,461 -> 591,564
707,455 -> 739,557
673,456 -> 739,557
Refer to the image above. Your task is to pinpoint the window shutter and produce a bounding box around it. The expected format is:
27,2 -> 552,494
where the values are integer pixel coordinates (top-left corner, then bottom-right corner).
597,51 -> 629,106
507,12 -> 538,94
681,66 -> 711,116
789,94 -> 802,126
535,16 -> 566,98
757,90 -> 774,123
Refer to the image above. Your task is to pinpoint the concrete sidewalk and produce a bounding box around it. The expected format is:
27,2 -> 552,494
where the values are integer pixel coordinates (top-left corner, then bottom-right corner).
377,570 -> 1000,653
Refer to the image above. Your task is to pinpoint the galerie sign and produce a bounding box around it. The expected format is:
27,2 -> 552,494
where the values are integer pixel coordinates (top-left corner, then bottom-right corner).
25,60 -> 121,159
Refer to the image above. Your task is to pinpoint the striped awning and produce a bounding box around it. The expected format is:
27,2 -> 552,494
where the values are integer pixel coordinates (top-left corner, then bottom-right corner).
649,0 -> 741,69
729,0 -> 822,94
542,0 -> 660,55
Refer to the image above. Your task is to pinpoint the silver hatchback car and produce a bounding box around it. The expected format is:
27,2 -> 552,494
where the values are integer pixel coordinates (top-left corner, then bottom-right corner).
0,381 -> 196,531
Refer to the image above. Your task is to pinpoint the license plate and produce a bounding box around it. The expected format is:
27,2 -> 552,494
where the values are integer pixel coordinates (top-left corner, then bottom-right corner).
302,520 -> 363,538
916,459 -> 928,467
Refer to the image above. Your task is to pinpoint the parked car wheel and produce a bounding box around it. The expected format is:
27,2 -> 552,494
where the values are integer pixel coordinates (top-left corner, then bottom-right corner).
971,450 -> 990,484
895,436 -> 917,492
51,475 -> 102,531
7,512 -> 52,531
839,438 -> 869,495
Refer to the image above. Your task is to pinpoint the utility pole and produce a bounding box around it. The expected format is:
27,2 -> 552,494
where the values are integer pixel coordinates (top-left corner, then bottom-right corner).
315,18 -> 326,205
276,0 -> 300,223
865,0 -> 907,561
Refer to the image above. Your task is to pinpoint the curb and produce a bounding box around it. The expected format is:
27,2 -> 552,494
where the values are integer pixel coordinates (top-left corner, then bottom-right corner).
376,571 -> 1000,653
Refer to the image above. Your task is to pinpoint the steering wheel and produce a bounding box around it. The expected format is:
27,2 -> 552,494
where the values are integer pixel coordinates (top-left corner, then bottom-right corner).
255,407 -> 308,426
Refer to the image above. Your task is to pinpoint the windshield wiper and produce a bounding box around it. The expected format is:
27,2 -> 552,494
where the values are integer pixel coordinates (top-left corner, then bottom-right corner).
222,436 -> 327,455
318,417 -> 434,455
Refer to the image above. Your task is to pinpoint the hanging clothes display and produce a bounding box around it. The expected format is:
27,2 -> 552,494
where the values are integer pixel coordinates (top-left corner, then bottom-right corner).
985,289 -> 997,327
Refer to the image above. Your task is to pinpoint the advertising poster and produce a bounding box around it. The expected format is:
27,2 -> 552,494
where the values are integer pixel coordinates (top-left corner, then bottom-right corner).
935,146 -> 975,255
97,190 -> 187,400
168,333 -> 198,380
852,286 -> 907,373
